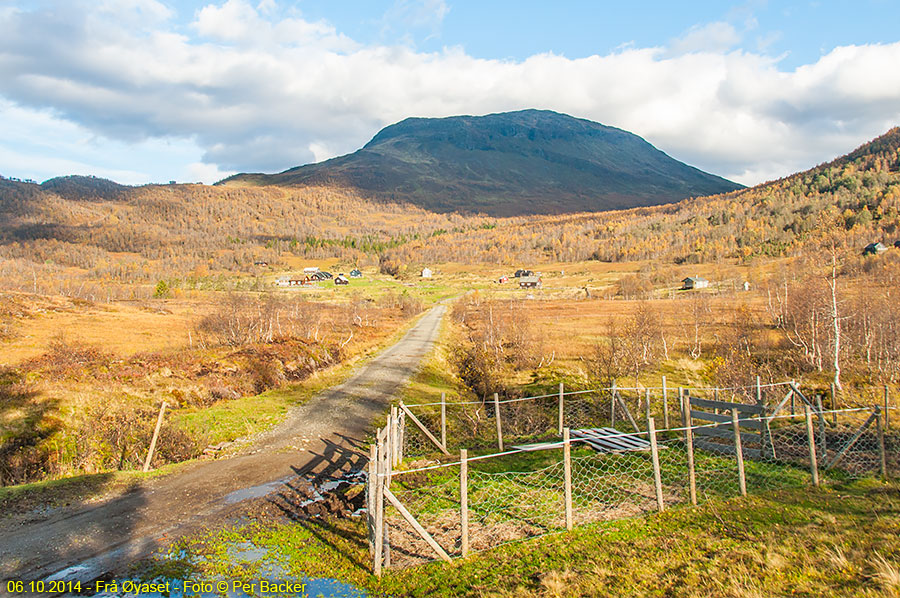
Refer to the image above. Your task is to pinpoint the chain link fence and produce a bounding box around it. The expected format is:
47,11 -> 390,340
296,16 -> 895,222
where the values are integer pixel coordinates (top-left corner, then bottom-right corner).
371,382 -> 898,572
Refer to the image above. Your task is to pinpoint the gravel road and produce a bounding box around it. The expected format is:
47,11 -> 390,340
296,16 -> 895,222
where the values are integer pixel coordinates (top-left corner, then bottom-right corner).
0,303 -> 447,587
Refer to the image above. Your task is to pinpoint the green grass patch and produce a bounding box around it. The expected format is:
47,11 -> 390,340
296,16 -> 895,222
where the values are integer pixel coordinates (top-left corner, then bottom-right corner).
139,479 -> 900,597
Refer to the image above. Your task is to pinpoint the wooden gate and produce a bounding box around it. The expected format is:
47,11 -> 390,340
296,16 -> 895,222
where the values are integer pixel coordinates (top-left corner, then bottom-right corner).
688,395 -> 771,459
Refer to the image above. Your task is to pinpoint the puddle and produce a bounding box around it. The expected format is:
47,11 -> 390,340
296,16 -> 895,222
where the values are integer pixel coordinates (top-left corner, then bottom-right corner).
224,478 -> 291,504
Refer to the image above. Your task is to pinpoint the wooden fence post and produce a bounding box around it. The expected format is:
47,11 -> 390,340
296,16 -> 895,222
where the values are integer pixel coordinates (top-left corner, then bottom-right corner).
460,449 -> 469,556
876,407 -> 887,478
645,388 -> 651,422
790,380 -> 796,416
732,409 -> 747,496
804,405 -> 820,487
682,394 -> 697,506
441,392 -> 447,450
563,428 -> 573,530
885,385 -> 891,430
648,417 -> 665,512
142,401 -> 167,473
662,376 -> 669,429
374,439 -> 384,576
367,445 -> 377,559
611,380 -> 617,426
391,405 -> 399,467
558,382 -> 565,436
831,382 -> 838,425
679,387 -> 686,427
494,392 -> 504,452
815,394 -> 827,457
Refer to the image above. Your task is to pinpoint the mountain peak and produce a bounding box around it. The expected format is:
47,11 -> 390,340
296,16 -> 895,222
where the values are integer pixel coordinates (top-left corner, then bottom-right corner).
220,110 -> 743,216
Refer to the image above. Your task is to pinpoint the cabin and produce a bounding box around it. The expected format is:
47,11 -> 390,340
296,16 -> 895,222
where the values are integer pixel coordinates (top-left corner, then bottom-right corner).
421,267 -> 433,278
682,277 -> 709,290
253,260 -> 269,267
518,275 -> 542,289
514,269 -> 534,278
350,269 -> 363,278
335,274 -> 349,285
863,242 -> 888,256
498,275 -> 509,283
895,240 -> 900,249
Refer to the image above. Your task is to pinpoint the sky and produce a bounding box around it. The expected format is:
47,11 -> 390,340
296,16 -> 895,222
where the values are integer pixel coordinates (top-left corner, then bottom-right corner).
1,0 -> 899,186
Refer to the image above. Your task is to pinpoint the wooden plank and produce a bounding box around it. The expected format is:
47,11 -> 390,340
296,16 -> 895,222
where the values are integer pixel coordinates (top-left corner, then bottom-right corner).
694,425 -> 760,446
367,444 -> 377,559
690,397 -> 764,414
877,408 -> 887,478
648,418 -> 665,512
614,391 -> 641,433
400,402 -> 450,456
662,376 -> 669,430
769,389 -> 794,419
563,428 -> 573,530
441,392 -> 447,450
825,410 -> 877,470
383,487 -> 452,562
693,439 -> 761,460
142,401 -> 167,472
374,439 -> 384,576
690,409 -> 764,430
597,428 -> 652,449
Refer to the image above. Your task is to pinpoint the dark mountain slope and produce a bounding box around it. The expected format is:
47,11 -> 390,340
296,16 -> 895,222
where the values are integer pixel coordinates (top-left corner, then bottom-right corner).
219,110 -> 743,216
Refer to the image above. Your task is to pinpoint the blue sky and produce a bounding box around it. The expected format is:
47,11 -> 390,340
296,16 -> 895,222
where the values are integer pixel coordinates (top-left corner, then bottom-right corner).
1,0 -> 899,186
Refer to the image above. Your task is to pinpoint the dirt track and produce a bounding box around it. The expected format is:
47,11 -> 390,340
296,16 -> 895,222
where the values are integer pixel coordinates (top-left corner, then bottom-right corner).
0,303 -> 447,587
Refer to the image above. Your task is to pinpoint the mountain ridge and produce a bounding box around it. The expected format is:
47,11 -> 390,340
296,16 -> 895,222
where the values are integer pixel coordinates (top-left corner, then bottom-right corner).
219,109 -> 743,216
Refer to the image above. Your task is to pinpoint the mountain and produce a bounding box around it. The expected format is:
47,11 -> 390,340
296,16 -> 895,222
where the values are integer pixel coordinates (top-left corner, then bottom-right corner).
219,110 -> 743,216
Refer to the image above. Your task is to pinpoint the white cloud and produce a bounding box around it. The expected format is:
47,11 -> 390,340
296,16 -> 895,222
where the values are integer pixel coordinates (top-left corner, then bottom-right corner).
0,2 -> 899,187
666,21 -> 741,56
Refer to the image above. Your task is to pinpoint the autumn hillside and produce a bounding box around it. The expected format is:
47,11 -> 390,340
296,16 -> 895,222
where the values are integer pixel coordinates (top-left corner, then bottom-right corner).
378,127 -> 900,266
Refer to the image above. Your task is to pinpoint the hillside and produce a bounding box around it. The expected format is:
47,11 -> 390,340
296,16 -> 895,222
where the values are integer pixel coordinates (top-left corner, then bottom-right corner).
378,127 -> 900,265
219,110 -> 743,216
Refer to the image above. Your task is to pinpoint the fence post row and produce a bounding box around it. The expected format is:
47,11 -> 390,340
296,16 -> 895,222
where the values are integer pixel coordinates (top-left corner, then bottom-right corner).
732,409 -> 747,496
804,405 -> 820,487
563,428 -> 573,530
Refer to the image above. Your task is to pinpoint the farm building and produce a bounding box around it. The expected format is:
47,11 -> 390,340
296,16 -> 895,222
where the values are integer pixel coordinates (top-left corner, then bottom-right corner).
514,269 -> 534,278
498,275 -> 509,283
335,274 -> 349,285
350,269 -> 363,278
518,275 -> 542,289
303,267 -> 320,275
421,267 -> 433,278
896,240 -> 900,249
682,277 -> 709,290
863,242 -> 888,255
253,260 -> 269,267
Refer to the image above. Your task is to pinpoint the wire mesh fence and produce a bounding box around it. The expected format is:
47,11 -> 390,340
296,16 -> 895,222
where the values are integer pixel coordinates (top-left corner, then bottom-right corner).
370,382 -> 898,573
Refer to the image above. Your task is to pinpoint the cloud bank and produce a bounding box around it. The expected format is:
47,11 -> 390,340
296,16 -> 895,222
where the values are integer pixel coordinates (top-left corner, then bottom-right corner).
1,0 -> 899,185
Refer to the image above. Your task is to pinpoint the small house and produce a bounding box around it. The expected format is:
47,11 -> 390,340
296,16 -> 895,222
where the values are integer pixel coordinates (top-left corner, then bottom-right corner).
350,269 -> 363,278
303,267 -> 320,275
518,275 -> 542,289
895,240 -> 900,249
498,275 -> 509,283
254,260 -> 269,267
514,269 -> 534,278
335,274 -> 349,285
421,267 -> 433,278
863,242 -> 888,256
682,277 -> 709,290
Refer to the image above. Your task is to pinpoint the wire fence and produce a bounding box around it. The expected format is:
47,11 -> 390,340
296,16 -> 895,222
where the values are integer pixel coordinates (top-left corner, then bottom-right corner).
366,381 -> 898,572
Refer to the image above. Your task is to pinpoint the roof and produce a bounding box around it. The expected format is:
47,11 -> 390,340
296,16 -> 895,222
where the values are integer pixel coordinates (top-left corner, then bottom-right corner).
682,277 -> 708,283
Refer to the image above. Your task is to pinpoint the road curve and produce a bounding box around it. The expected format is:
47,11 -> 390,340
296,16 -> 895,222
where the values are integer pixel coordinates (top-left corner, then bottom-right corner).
0,303 -> 448,586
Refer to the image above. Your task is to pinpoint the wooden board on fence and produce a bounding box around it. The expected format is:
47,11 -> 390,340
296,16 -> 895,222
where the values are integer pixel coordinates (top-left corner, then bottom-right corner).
689,397 -> 764,415
694,438 -> 762,459
694,424 -> 760,445
571,427 -> 654,454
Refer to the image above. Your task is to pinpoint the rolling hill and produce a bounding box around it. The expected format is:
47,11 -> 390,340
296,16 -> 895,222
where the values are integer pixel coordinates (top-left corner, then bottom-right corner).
219,110 -> 743,216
